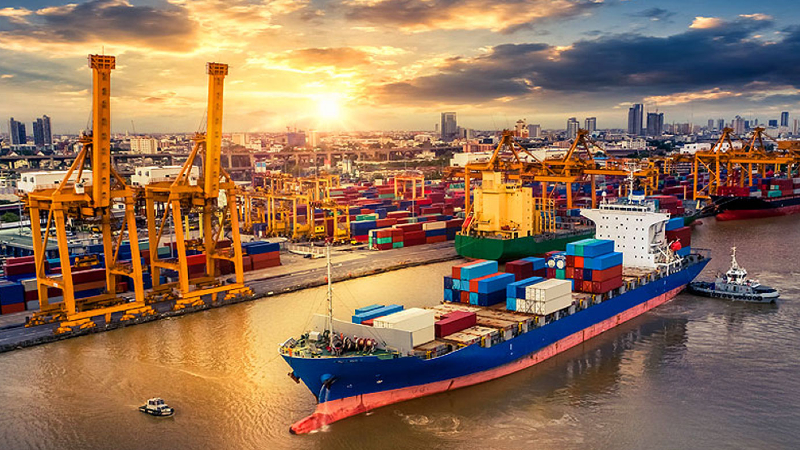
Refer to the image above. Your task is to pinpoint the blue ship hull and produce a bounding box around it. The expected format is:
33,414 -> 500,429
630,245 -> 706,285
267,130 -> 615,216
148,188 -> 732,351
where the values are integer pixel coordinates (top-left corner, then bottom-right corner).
283,257 -> 709,432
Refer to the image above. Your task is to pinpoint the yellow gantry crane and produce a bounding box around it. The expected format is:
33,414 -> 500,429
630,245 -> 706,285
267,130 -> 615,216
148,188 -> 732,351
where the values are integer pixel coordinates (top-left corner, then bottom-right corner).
143,62 -> 249,306
25,55 -> 147,326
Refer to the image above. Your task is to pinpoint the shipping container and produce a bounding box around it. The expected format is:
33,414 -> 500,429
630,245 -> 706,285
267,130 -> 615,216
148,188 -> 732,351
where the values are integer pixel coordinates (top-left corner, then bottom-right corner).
525,278 -> 572,301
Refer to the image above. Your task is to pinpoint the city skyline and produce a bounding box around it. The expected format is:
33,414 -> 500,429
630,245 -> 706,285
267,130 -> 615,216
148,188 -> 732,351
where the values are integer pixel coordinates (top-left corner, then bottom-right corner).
1,1 -> 799,133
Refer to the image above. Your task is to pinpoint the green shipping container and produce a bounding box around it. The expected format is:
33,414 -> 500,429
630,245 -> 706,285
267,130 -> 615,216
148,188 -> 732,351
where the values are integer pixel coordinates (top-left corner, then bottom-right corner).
768,190 -> 782,198
379,193 -> 395,199
376,237 -> 393,244
556,268 -> 566,279
392,242 -> 404,249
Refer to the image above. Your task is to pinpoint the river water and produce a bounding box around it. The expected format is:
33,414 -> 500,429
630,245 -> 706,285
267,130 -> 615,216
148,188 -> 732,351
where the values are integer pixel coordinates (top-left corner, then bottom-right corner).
1,215 -> 799,449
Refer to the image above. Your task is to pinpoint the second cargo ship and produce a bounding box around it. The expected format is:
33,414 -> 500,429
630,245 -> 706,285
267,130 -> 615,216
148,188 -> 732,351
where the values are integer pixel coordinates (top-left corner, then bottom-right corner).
280,184 -> 710,434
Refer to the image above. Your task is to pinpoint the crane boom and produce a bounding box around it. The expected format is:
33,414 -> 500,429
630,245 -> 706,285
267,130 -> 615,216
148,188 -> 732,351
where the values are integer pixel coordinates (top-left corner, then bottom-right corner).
204,62 -> 227,198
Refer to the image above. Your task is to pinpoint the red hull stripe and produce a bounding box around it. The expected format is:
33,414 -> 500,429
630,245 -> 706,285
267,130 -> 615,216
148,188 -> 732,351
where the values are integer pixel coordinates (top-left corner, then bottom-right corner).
290,285 -> 686,434
716,203 -> 800,221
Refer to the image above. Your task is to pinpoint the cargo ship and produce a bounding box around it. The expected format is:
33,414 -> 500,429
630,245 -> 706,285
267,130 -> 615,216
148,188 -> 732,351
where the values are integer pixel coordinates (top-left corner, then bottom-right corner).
711,178 -> 800,221
280,182 -> 710,434
455,171 -> 594,261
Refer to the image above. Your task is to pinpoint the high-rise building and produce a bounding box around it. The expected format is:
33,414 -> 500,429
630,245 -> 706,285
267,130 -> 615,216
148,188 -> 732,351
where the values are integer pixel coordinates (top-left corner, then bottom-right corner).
718,119 -> 725,130
794,119 -> 799,135
529,124 -> 541,138
231,133 -> 247,146
287,131 -> 306,148
566,117 -> 579,140
646,112 -> 664,136
308,130 -> 320,147
781,111 -> 789,127
8,118 -> 26,145
440,112 -> 457,141
708,119 -> 714,130
41,115 -> 51,147
768,119 -> 778,127
584,117 -> 596,133
733,116 -> 746,135
627,104 -> 643,136
130,137 -> 159,154
33,119 -> 44,147
514,119 -> 528,138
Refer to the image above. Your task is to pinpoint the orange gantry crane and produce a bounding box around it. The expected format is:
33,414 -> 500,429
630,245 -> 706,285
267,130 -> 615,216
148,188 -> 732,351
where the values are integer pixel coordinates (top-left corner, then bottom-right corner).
25,55 -> 148,327
143,62 -> 250,307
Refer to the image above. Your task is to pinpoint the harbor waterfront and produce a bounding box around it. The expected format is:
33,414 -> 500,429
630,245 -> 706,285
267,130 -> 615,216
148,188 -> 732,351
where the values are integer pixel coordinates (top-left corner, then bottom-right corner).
0,215 -> 799,449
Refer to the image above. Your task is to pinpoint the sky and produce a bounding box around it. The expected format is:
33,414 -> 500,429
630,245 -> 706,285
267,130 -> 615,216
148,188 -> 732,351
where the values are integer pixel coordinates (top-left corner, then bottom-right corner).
1,0 -> 799,134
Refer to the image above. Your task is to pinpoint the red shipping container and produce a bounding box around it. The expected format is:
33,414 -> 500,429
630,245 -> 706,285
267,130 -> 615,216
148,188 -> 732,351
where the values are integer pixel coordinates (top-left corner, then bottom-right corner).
187,254 -> 206,266
435,311 -> 477,337
565,267 -> 575,279
24,290 -> 38,301
565,255 -> 575,267
574,256 -> 584,269
362,319 -> 375,326
546,268 -> 556,278
4,262 -> 36,277
376,243 -> 393,250
1,303 -> 26,315
376,218 -> 397,228
426,235 -> 447,244
592,265 -> 623,282
582,280 -> 593,293
404,230 -> 427,240
666,226 -> 692,247
396,223 -> 423,232
573,269 -> 583,281
591,276 -> 623,294
460,291 -> 470,304
251,251 -> 280,263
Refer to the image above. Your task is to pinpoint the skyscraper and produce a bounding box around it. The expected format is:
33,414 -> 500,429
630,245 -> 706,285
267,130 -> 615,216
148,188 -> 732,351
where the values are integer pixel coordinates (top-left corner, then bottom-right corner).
794,119 -> 799,135
566,117 -> 579,140
646,112 -> 664,136
733,116 -> 745,135
781,111 -> 789,127
440,112 -> 457,141
8,117 -> 26,145
708,119 -> 714,130
41,115 -> 51,147
627,104 -> 643,136
718,119 -> 725,130
33,118 -> 44,147
528,124 -> 541,138
584,117 -> 596,133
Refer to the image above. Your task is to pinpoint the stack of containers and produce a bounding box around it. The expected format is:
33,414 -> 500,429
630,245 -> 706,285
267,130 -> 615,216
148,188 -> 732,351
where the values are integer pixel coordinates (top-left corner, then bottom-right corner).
504,257 -> 547,281
0,280 -> 25,315
468,272 -> 515,306
4,256 -> 37,281
565,238 -> 624,294
443,260 -> 500,304
794,177 -> 800,195
505,276 -> 545,311
434,311 -> 477,338
512,279 -> 573,315
186,254 -> 206,279
373,308 -> 435,346
423,221 -> 447,244
352,304 -> 403,324
242,241 -> 281,270
72,268 -> 107,299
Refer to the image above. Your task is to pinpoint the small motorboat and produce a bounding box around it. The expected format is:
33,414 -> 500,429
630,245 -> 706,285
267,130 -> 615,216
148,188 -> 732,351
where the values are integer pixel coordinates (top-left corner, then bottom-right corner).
688,247 -> 779,303
139,397 -> 175,417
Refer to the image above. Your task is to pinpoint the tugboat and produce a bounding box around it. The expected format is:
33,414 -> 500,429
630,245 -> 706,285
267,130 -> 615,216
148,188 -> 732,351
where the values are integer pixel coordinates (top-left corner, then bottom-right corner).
139,398 -> 175,417
689,247 -> 779,303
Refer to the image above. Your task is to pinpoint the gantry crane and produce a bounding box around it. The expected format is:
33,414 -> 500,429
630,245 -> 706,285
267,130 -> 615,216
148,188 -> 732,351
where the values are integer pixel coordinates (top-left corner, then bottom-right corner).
25,55 -> 148,327
394,172 -> 425,200
143,62 -> 250,307
692,127 -> 799,200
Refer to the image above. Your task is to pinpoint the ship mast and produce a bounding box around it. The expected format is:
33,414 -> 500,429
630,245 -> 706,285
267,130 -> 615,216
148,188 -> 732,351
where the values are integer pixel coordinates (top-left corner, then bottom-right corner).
326,241 -> 333,339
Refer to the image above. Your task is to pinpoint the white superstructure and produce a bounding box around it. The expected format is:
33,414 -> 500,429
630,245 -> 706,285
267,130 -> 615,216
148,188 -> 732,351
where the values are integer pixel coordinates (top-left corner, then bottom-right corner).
18,170 -> 93,194
580,168 -> 676,270
131,165 -> 199,187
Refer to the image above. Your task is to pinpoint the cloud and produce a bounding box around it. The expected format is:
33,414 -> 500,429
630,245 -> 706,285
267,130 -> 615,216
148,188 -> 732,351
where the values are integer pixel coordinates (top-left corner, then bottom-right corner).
371,16 -> 792,107
341,0 -> 603,33
0,0 -> 198,53
690,16 -> 724,29
630,8 -> 675,22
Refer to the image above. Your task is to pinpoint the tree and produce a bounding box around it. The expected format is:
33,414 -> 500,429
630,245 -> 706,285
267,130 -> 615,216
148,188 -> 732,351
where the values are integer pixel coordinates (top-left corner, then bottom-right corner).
1,212 -> 19,223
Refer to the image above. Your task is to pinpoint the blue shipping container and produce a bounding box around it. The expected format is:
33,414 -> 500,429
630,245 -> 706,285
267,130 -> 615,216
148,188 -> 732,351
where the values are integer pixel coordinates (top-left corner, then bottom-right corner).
665,217 -> 684,231
584,252 -> 623,271
582,239 -> 615,258
352,304 -> 403,324
506,276 -> 545,299
522,257 -> 547,271
355,304 -> 383,315
476,273 -> 515,294
460,260 -> 499,281
443,276 -> 453,290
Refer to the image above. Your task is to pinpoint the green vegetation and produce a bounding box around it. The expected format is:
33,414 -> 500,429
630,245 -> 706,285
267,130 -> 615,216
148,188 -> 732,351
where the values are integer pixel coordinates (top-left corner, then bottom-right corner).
1,212 -> 19,223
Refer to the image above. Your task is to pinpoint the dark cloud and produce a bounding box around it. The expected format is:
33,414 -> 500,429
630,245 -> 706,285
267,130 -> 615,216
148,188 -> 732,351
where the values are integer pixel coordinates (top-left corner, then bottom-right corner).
0,0 -> 198,52
630,8 -> 675,22
375,16 -> 795,105
341,0 -> 603,33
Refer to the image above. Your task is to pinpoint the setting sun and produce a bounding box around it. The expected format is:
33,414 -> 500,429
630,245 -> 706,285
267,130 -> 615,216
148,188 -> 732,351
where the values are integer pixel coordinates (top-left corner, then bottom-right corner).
316,96 -> 342,120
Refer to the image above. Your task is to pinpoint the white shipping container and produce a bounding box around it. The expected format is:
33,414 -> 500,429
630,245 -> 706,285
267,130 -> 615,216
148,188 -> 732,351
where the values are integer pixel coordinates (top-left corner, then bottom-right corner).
25,300 -> 39,311
18,170 -> 93,194
21,278 -> 37,291
422,221 -> 446,231
794,188 -> 800,194
411,325 -> 435,346
750,191 -> 762,198
515,294 -> 574,316
525,279 -> 572,301
373,307 -> 435,332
